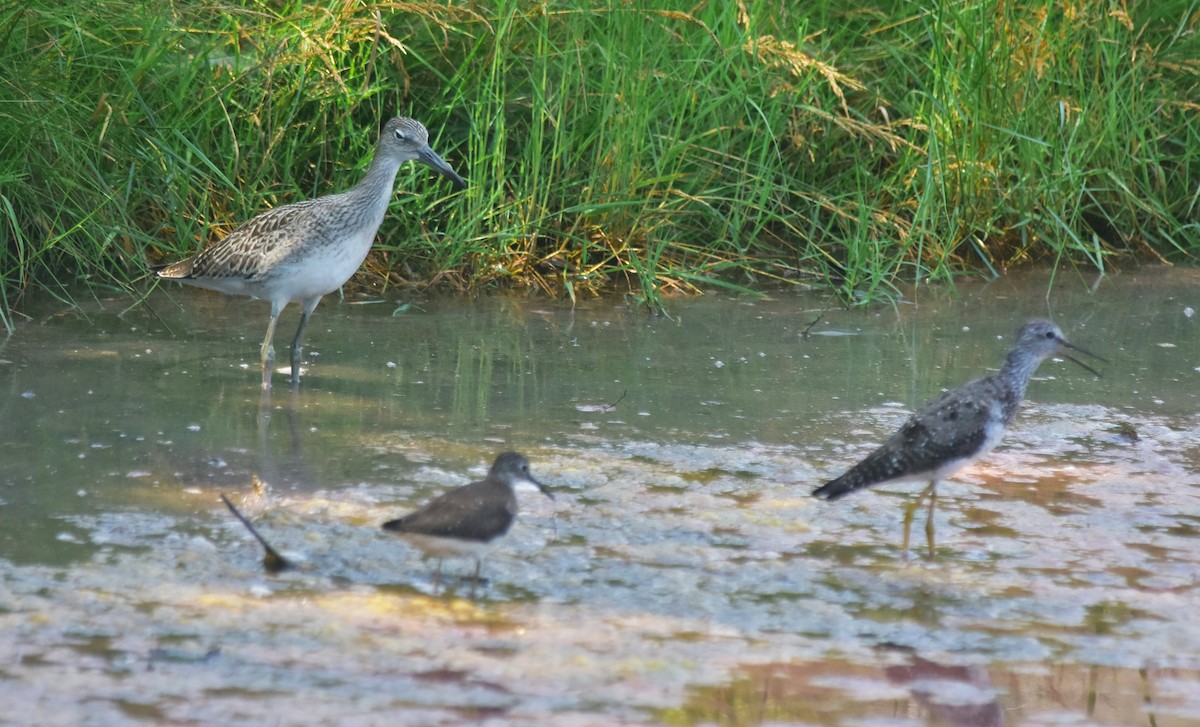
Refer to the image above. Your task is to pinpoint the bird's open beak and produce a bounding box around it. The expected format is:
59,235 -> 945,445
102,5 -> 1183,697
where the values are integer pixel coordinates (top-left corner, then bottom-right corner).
1059,338 -> 1107,378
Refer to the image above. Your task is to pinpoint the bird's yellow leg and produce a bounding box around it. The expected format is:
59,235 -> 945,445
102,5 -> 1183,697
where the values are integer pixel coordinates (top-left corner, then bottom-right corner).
260,309 -> 281,390
902,481 -> 937,558
925,484 -> 939,560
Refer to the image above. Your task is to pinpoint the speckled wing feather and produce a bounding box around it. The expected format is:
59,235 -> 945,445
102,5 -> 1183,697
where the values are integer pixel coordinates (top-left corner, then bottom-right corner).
382,481 -> 517,543
156,199 -> 330,281
813,374 -> 1003,500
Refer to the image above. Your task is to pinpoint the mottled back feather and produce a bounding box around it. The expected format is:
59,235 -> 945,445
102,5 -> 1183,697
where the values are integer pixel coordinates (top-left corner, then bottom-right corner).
813,374 -> 1003,500
812,319 -> 1099,501
382,479 -> 517,543
166,200 -> 332,282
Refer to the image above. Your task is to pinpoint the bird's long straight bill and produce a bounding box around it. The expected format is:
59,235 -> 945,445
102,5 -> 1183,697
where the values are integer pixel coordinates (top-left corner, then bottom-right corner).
418,147 -> 468,189
527,476 -> 555,501
1060,341 -> 1106,378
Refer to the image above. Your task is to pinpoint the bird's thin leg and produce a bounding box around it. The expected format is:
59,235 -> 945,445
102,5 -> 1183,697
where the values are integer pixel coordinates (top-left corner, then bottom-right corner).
470,560 -> 482,599
925,484 -> 939,560
261,303 -> 283,390
902,480 -> 937,558
289,297 -> 321,386
432,559 -> 443,595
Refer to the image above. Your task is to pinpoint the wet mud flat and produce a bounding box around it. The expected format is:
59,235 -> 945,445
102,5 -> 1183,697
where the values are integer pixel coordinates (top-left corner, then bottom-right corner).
1,267 -> 1199,724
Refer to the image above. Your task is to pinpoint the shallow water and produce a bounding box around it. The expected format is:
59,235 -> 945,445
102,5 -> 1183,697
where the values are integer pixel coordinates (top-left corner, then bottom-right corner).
1,267 -> 1199,725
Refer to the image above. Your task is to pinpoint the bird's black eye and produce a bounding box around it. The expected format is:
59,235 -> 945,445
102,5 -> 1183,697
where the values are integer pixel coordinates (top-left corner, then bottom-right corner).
394,130 -> 406,141
1044,331 -> 1055,339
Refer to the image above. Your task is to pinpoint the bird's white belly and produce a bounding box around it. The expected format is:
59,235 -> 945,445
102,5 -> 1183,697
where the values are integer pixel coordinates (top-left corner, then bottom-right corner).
266,228 -> 376,303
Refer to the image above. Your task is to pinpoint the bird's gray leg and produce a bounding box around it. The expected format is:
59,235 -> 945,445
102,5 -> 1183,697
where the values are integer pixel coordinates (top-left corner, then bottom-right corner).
902,480 -> 937,558
470,559 -> 483,599
289,297 -> 322,385
261,303 -> 284,390
432,559 -> 443,595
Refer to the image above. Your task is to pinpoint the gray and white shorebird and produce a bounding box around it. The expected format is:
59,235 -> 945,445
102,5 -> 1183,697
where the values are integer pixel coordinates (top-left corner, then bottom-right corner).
154,117 -> 467,389
812,319 -> 1105,557
382,452 -> 554,592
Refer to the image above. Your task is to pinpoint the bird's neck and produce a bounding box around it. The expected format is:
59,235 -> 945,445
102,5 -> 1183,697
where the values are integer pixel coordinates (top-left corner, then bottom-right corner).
347,149 -> 403,211
997,348 -> 1045,410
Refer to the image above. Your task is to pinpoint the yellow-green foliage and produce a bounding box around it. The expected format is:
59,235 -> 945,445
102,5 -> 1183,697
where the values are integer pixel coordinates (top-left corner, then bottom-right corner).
1,0 -> 1197,324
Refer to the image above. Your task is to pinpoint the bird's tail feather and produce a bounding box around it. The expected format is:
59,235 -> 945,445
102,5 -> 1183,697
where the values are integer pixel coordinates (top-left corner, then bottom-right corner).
812,449 -> 908,500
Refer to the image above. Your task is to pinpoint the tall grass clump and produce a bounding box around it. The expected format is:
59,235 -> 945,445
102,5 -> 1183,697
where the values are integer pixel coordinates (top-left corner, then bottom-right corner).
877,0 -> 1200,279
2,0 -> 1198,325
384,0 -> 917,308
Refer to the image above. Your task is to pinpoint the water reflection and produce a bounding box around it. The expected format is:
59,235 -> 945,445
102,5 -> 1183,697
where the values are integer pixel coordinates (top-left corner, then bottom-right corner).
882,650 -> 1003,727
254,386 -> 316,490
663,656 -> 1192,726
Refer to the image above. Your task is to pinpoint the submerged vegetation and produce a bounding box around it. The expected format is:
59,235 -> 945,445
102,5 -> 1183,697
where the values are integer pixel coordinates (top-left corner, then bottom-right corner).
1,0 -> 1198,325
